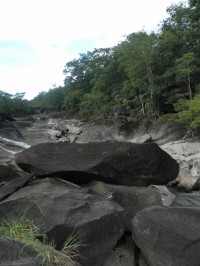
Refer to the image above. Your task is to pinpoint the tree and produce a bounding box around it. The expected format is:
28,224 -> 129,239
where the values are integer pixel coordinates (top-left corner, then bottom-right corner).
31,87 -> 65,111
177,93 -> 200,134
117,31 -> 159,118
174,52 -> 198,99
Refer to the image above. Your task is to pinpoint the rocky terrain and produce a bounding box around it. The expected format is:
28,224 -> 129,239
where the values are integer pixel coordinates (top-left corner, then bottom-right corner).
0,113 -> 200,266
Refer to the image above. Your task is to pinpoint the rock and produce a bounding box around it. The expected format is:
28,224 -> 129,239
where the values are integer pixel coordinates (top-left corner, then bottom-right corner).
192,178 -> 200,190
149,120 -> 184,145
161,141 -> 200,190
0,233 -> 78,266
0,136 -> 30,149
47,119 -> 83,143
169,188 -> 200,207
87,181 -> 163,229
132,206 -> 200,266
19,120 -> 52,146
0,178 -> 126,266
16,142 -> 179,186
13,115 -> 35,129
76,120 -> 121,143
0,121 -> 23,141
150,185 -> 176,206
0,173 -> 34,202
102,233 -> 137,266
130,134 -> 152,144
138,253 -> 150,266
0,233 -> 42,266
0,144 -> 17,167
0,165 -> 20,182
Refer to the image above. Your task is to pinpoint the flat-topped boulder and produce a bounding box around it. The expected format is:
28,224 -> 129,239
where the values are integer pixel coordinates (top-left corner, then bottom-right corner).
16,142 -> 179,186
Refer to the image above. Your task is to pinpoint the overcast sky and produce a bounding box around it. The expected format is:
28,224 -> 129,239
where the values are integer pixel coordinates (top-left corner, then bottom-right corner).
0,0 -> 183,100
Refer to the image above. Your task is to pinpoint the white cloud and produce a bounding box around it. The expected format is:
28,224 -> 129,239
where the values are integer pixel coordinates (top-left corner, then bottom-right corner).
0,0 -> 184,99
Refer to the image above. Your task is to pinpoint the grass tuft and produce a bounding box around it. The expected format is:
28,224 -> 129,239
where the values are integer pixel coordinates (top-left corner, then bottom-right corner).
0,215 -> 81,265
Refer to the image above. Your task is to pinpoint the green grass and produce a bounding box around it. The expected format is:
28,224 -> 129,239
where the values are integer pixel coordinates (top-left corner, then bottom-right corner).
0,215 -> 81,266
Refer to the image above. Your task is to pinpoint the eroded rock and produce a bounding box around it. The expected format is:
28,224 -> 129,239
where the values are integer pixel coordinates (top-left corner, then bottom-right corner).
16,142 -> 179,186
161,141 -> 200,190
87,181 -> 163,229
0,178 -> 126,266
132,206 -> 200,266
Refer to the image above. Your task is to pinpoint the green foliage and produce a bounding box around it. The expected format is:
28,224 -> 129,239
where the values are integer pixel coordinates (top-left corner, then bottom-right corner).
176,94 -> 200,133
2,0 -> 200,124
0,213 -> 81,266
31,86 -> 65,111
61,228 -> 82,260
0,91 -> 32,116
174,52 -> 198,99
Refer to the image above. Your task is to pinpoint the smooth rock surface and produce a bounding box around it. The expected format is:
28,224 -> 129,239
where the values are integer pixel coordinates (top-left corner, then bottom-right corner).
16,142 -> 179,186
161,141 -> 200,190
132,206 -> 200,266
0,121 -> 23,141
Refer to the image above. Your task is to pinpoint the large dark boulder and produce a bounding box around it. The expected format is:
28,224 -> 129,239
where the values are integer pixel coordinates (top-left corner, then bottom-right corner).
0,178 -> 126,266
132,206 -> 200,266
16,142 -> 179,186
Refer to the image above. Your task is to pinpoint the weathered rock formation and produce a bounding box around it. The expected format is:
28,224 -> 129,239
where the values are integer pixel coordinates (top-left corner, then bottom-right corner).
161,141 -> 200,190
15,142 -> 179,186
1,115 -> 200,266
0,178 -> 126,266
132,205 -> 200,266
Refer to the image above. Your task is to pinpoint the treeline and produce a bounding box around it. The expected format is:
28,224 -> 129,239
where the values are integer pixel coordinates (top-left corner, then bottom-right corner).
0,91 -> 32,116
1,0 -> 200,132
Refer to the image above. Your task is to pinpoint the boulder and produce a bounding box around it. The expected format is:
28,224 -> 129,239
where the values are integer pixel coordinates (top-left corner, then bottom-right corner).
0,178 -> 126,266
0,165 -> 20,182
0,233 -> 78,266
0,234 -> 42,266
161,141 -> 200,190
16,142 -> 179,186
87,181 -> 163,229
132,206 -> 200,266
0,173 -> 34,202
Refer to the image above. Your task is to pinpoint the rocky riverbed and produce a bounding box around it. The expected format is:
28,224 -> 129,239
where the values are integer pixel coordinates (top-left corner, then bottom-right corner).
1,113 -> 200,266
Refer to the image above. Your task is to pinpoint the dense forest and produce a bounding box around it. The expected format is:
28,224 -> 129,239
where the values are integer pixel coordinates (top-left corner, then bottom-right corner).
1,0 -> 200,132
